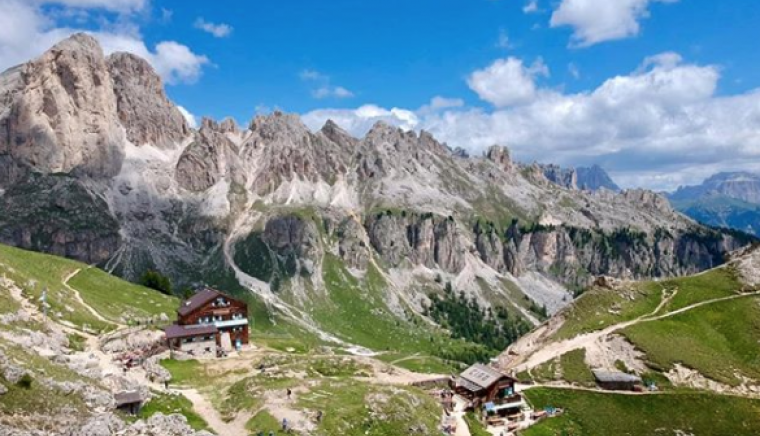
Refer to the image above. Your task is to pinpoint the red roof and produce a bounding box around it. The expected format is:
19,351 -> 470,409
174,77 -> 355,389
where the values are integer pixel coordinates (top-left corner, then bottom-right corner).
164,324 -> 217,340
177,288 -> 223,316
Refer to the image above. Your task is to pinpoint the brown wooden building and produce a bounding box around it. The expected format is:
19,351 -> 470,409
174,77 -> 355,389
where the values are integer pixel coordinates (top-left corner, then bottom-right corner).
164,288 -> 249,354
453,364 -> 520,410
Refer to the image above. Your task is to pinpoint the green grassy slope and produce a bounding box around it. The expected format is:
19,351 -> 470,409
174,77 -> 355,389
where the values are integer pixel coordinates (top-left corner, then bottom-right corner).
622,295 -> 760,386
0,243 -> 177,332
555,267 -> 742,340
522,388 -> 760,436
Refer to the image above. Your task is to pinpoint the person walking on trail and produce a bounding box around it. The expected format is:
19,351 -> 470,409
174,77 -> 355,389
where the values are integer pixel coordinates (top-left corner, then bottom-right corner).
316,410 -> 323,423
164,380 -> 169,390
282,417 -> 288,431
286,388 -> 292,400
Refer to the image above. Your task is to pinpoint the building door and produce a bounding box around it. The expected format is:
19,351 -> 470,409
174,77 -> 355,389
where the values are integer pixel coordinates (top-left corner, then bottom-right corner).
220,331 -> 232,351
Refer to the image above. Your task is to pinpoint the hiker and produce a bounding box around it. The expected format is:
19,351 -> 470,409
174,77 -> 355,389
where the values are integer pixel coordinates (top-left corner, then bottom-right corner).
164,379 -> 169,390
286,388 -> 292,400
282,417 -> 288,431
316,410 -> 323,423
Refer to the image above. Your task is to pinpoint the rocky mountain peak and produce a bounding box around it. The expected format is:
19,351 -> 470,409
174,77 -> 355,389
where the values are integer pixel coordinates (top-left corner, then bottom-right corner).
320,119 -> 358,150
485,145 -> 514,173
541,164 -> 578,190
107,51 -> 189,148
0,32 -> 125,187
620,189 -> 675,215
576,164 -> 620,191
218,117 -> 240,134
249,111 -> 311,140
49,32 -> 102,56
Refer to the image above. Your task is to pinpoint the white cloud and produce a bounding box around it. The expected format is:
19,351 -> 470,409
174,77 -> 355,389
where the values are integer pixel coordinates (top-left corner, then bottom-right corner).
177,106 -> 197,128
0,0 -> 209,85
304,53 -> 760,191
523,0 -> 540,14
300,69 -> 354,100
467,57 -> 549,107
423,96 -> 465,111
194,18 -> 233,38
36,0 -> 148,12
302,104 -> 418,136
550,0 -> 678,47
95,34 -> 209,84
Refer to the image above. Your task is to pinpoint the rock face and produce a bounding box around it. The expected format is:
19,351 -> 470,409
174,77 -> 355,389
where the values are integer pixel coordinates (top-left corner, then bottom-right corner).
541,164 -> 578,190
244,112 -> 351,194
176,118 -> 245,192
107,52 -> 190,148
365,212 -> 466,273
262,215 -> 322,275
485,145 -> 514,173
0,33 -> 125,187
476,222 -> 746,289
337,218 -> 371,270
0,174 -> 121,264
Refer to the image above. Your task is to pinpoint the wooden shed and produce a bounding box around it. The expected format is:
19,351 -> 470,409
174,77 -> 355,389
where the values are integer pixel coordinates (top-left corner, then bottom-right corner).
114,390 -> 144,416
593,370 -> 642,391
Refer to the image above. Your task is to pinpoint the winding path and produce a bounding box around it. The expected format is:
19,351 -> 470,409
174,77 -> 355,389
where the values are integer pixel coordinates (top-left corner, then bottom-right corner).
513,290 -> 760,372
179,388 -> 251,436
62,267 -> 125,328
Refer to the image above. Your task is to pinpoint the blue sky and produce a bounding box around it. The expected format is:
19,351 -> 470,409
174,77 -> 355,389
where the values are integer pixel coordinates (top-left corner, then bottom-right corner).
2,0 -> 760,190
145,0 -> 760,118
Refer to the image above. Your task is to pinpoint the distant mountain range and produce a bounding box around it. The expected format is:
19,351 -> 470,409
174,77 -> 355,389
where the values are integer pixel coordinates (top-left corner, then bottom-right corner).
668,172 -> 760,237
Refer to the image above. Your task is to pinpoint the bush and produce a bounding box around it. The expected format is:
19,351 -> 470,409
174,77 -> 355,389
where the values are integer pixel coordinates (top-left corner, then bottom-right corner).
17,373 -> 33,389
140,270 -> 173,296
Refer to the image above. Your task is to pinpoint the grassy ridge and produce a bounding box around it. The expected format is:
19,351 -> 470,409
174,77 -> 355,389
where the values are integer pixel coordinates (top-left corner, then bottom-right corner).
622,296 -> 760,386
555,267 -> 742,341
67,267 -> 178,323
0,243 -> 176,331
522,388 -> 760,436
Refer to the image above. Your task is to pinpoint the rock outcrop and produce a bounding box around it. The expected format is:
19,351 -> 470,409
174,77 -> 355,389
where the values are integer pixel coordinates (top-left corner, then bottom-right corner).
541,164 -> 578,190
0,33 -> 125,187
175,118 -> 245,192
365,212 -> 466,273
107,52 -> 190,148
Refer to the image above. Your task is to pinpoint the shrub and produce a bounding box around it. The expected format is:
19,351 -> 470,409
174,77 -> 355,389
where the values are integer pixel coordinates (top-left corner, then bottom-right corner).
140,270 -> 173,296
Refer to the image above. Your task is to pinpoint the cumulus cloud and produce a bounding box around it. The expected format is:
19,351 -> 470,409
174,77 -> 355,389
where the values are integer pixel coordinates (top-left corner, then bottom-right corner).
550,0 -> 679,47
300,69 -> 354,99
302,104 -> 419,136
0,0 -> 209,85
467,57 -> 549,107
304,53 -> 760,191
177,106 -> 198,128
194,18 -> 233,38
